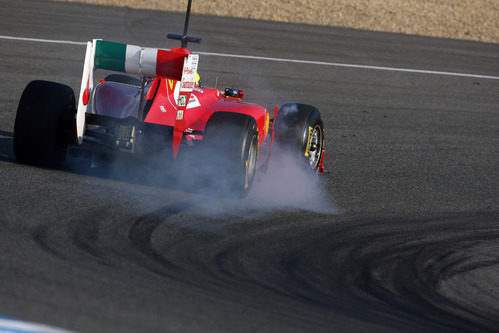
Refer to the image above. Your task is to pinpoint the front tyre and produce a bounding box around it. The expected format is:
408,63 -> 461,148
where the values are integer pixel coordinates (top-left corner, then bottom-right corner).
273,103 -> 325,172
14,80 -> 76,167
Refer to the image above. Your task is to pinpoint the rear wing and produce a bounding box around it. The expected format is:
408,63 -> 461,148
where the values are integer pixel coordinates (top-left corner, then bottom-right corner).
76,39 -> 199,144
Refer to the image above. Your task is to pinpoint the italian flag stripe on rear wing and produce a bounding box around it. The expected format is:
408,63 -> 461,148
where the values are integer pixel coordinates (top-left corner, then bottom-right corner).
93,40 -> 127,72
77,39 -> 199,148
93,40 -> 186,81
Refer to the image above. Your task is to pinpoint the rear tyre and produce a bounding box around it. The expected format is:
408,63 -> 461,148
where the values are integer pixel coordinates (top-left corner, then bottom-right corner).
201,112 -> 259,197
14,80 -> 76,167
273,103 -> 325,172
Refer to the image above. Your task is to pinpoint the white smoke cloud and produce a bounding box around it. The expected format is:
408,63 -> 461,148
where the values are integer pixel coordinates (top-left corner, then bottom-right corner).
182,147 -> 341,217
245,150 -> 340,214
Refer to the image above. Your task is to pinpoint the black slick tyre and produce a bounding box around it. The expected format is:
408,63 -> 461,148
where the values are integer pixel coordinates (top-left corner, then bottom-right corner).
14,80 -> 76,167
273,103 -> 325,172
201,112 -> 259,196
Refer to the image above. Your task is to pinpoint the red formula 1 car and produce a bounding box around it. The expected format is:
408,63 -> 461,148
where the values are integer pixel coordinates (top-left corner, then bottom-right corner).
13,1 -> 326,196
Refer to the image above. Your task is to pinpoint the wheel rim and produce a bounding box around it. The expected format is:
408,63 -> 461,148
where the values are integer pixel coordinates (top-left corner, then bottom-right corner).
245,134 -> 258,189
308,124 -> 323,169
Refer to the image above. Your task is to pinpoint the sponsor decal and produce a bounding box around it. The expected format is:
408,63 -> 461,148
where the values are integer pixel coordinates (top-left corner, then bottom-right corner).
173,84 -> 201,109
176,110 -> 184,120
181,82 -> 195,89
178,95 -> 187,107
187,94 -> 201,108
179,54 -> 198,92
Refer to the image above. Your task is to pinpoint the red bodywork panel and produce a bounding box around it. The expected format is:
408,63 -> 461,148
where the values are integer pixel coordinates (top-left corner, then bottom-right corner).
144,78 -> 269,146
156,48 -> 190,80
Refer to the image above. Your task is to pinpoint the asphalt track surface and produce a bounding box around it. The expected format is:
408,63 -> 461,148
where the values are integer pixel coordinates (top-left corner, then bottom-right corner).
1,1 -> 498,332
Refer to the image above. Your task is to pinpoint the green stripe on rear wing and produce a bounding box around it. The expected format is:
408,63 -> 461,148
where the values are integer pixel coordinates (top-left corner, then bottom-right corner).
94,40 -> 127,72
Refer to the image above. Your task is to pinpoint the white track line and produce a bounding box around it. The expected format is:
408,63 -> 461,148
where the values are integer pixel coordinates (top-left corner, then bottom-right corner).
0,316 -> 74,333
197,51 -> 499,80
0,35 -> 86,46
1,35 -> 498,80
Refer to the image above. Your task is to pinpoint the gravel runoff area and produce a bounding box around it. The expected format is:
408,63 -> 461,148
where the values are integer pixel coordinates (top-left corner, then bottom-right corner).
56,0 -> 498,43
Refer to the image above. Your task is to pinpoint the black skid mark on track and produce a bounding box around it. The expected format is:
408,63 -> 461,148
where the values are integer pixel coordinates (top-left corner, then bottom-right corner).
206,212 -> 499,332
72,217 -> 112,266
31,211 -> 119,267
128,202 -> 194,278
352,225 -> 499,331
274,212 -> 499,332
32,224 -> 69,261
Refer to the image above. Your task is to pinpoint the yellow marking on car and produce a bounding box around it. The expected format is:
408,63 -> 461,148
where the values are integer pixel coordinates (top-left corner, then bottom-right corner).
304,126 -> 313,157
168,79 -> 175,90
264,112 -> 270,139
244,160 -> 249,189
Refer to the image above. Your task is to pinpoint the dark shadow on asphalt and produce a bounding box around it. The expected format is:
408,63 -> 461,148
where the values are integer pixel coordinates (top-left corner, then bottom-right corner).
0,127 -> 205,193
0,130 -> 15,162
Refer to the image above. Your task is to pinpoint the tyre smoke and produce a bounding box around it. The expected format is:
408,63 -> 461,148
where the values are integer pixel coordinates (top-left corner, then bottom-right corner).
244,149 -> 340,214
182,147 -> 341,216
